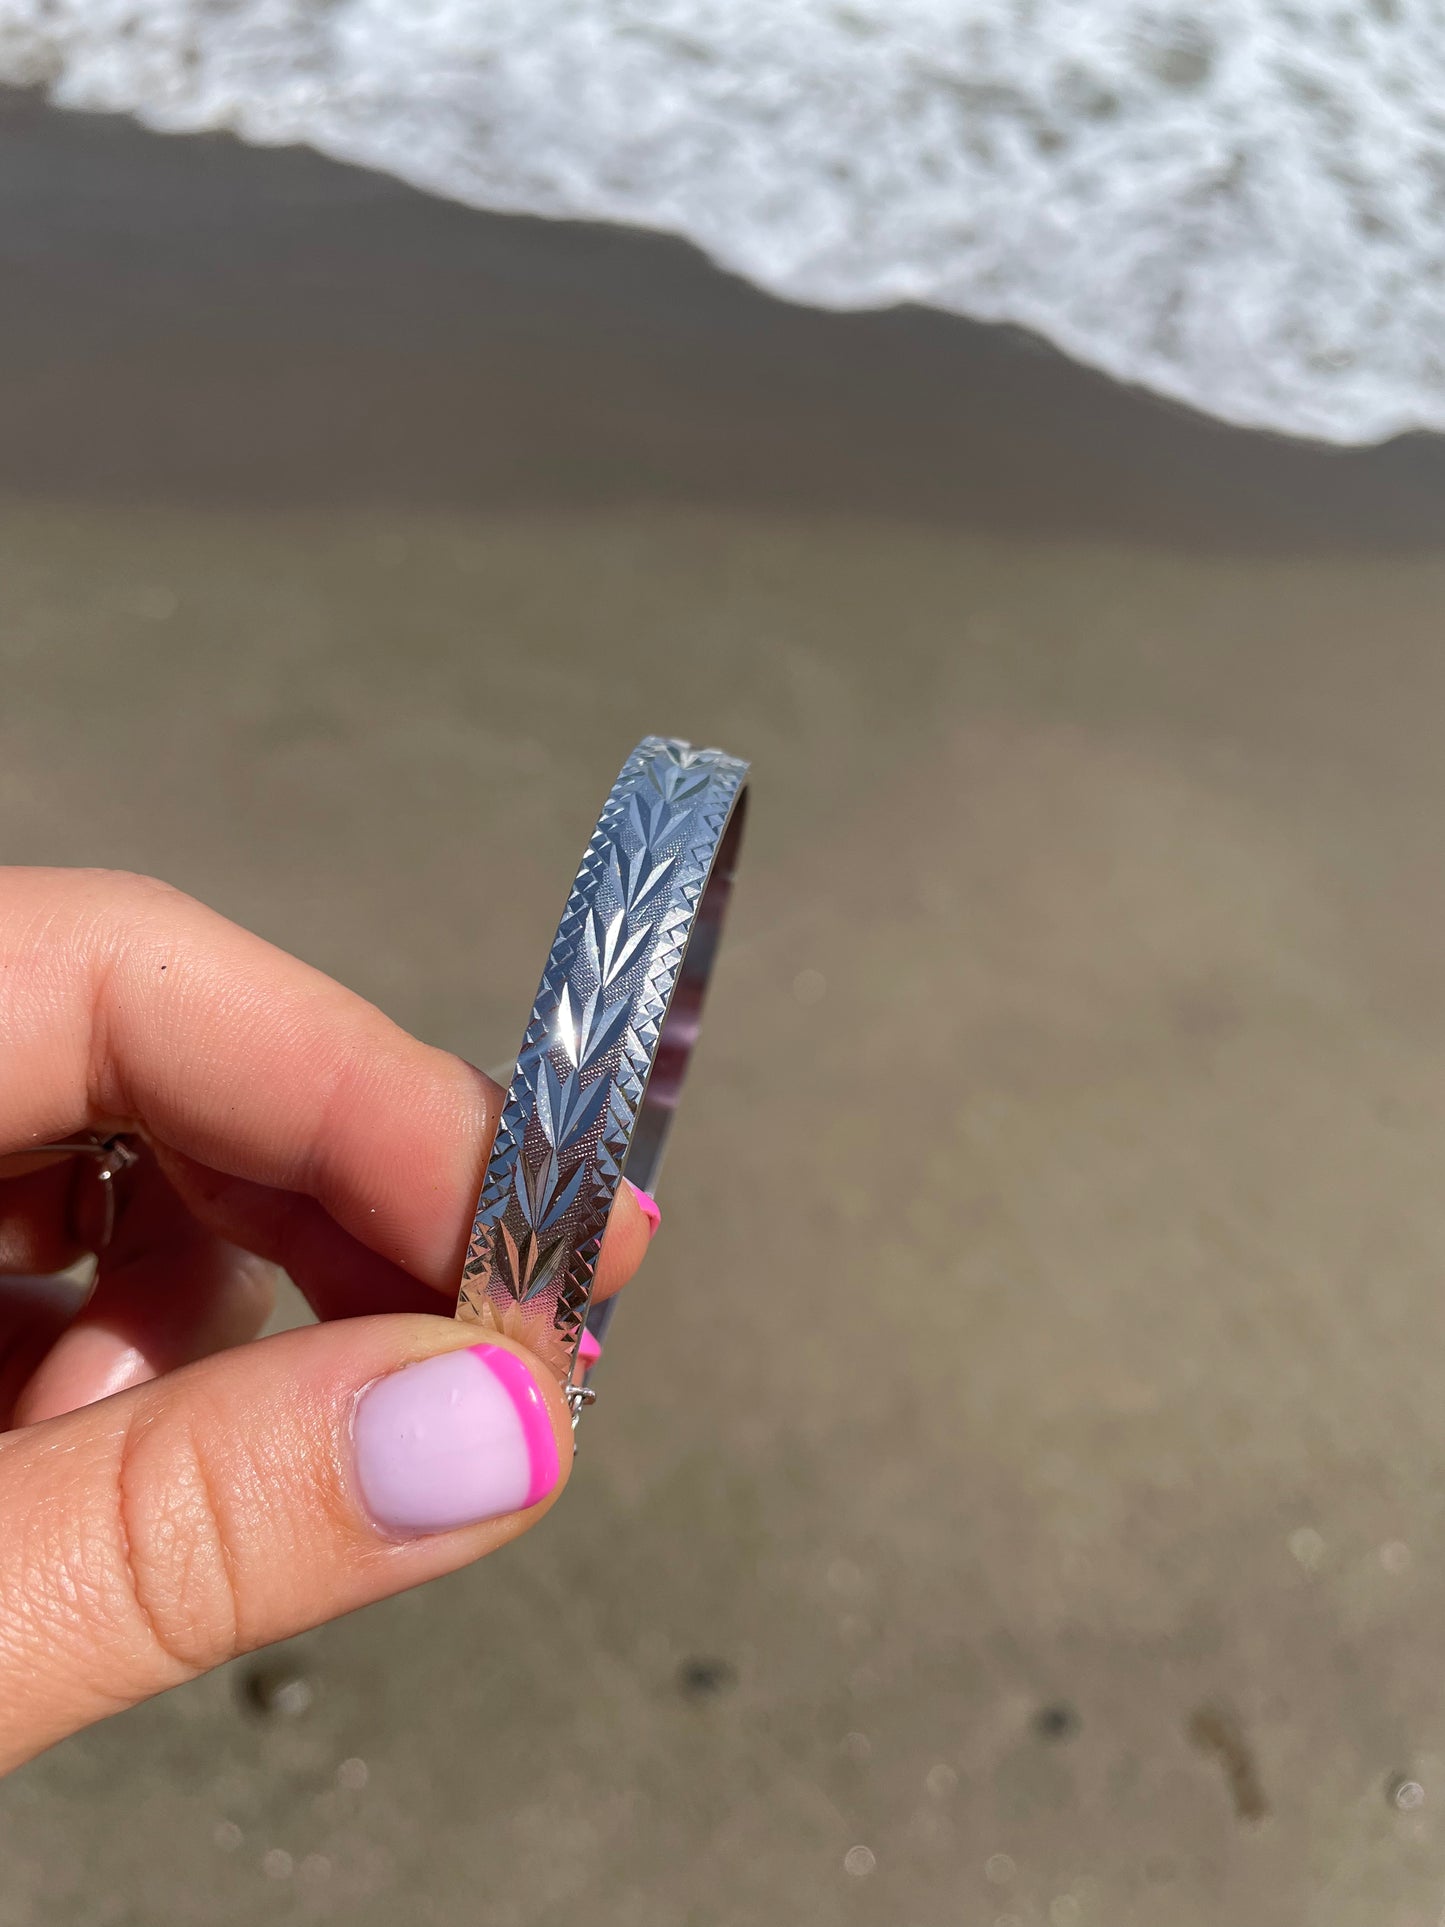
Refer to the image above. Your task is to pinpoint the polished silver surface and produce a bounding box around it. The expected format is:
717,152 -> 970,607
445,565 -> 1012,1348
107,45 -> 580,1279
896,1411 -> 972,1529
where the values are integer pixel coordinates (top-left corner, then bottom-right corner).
455,736 -> 748,1410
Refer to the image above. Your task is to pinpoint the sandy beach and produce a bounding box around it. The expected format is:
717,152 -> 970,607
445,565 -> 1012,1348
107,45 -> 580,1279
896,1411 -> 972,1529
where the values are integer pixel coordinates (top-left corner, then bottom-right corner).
5,87 -> 1445,1926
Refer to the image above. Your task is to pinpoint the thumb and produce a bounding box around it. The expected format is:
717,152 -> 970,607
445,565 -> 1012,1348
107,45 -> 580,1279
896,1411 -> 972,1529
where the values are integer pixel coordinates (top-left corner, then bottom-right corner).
0,1315 -> 569,1773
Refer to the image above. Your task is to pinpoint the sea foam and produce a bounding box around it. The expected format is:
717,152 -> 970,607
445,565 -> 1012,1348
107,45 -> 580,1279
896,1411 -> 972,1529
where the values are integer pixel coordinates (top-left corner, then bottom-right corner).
3,0 -> 1443,444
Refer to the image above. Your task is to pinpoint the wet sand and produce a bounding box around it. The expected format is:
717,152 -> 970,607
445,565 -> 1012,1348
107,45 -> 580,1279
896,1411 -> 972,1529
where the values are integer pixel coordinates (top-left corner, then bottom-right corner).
4,89 -> 1445,1927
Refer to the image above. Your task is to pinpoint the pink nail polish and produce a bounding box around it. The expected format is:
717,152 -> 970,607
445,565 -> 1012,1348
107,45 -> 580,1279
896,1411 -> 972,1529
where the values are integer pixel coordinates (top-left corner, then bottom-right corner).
352,1344 -> 559,1535
578,1328 -> 603,1365
625,1179 -> 662,1237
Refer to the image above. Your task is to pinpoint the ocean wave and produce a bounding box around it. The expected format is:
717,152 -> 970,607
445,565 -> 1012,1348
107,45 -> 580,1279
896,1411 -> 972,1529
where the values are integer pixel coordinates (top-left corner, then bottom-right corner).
3,0 -> 1443,444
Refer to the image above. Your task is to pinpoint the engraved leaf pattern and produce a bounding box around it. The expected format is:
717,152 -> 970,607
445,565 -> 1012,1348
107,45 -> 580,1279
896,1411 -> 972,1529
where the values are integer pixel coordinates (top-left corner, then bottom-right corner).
498,1220 -> 522,1294
608,839 -> 676,917
588,904 -> 650,988
560,1065 -> 613,1145
582,992 -> 633,1071
554,980 -> 580,1065
459,738 -> 747,1367
518,1233 -> 566,1302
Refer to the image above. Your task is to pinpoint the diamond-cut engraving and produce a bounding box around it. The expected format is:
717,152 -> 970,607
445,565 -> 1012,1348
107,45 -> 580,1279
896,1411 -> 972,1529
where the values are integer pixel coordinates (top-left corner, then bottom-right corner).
456,736 -> 748,1389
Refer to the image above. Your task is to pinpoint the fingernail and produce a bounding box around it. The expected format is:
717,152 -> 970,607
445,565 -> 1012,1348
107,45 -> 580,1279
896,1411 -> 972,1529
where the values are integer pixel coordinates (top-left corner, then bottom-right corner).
625,1180 -> 662,1237
352,1343 -> 560,1535
578,1328 -> 603,1365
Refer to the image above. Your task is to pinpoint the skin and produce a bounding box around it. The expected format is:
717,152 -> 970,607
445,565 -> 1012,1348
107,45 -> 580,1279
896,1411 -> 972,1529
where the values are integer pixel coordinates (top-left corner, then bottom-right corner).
0,868 -> 652,1773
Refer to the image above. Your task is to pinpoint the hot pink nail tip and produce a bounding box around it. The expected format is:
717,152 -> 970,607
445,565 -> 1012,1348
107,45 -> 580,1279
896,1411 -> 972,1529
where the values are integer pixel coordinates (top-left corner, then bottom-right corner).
578,1329 -> 603,1364
626,1180 -> 662,1235
469,1344 -> 559,1508
352,1343 -> 559,1535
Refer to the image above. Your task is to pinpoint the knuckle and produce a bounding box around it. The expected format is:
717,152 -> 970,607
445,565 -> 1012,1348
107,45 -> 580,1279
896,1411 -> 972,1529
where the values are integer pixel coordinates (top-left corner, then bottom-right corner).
74,870 -> 191,929
80,873 -> 197,1114
87,872 -> 195,953
112,1404 -> 241,1679
107,870 -> 186,905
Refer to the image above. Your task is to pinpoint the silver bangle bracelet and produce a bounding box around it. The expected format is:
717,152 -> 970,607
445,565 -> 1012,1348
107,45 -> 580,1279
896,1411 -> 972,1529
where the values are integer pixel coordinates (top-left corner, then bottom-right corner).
455,736 -> 749,1422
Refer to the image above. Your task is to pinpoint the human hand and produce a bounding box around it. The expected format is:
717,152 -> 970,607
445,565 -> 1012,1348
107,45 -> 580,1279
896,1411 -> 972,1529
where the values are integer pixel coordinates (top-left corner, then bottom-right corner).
0,869 -> 655,1773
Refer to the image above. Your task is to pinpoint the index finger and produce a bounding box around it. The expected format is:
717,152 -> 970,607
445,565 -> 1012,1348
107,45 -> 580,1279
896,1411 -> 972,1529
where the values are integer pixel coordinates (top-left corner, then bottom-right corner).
0,868 -> 653,1293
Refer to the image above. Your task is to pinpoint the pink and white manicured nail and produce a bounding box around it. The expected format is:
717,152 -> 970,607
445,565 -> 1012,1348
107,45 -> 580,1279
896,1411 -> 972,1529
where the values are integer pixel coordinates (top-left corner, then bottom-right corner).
625,1180 -> 662,1237
352,1343 -> 560,1536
